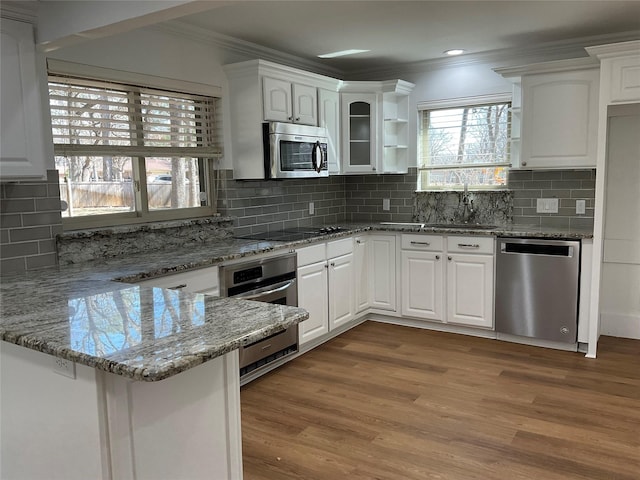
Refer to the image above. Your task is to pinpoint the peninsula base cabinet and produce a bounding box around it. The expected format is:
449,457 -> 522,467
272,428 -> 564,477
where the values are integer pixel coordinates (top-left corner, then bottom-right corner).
0,342 -> 243,480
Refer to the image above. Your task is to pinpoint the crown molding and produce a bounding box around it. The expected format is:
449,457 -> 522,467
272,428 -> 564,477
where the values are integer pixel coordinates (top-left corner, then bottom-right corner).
0,1 -> 37,24
151,20 -> 344,78
586,40 -> 640,59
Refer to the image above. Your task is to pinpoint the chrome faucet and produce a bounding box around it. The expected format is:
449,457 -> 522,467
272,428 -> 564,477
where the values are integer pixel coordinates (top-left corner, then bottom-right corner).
462,181 -> 474,223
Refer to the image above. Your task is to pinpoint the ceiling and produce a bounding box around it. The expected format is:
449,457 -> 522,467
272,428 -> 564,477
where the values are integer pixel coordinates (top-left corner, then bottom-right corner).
172,0 -> 640,75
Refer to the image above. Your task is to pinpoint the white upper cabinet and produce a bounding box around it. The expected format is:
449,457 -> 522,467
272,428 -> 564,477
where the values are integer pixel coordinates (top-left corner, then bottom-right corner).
341,92 -> 379,174
318,89 -> 341,174
262,77 -> 317,125
0,18 -> 48,180
587,40 -> 640,104
496,58 -> 599,170
340,80 -> 414,175
224,60 -> 340,179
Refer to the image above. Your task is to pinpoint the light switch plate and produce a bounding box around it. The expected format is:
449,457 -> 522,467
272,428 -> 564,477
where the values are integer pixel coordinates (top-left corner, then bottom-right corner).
536,198 -> 559,214
576,199 -> 586,215
383,198 -> 390,211
308,202 -> 315,215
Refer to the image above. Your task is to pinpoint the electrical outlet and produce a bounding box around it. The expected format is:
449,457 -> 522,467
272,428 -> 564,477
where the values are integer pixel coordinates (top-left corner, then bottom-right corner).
53,357 -> 76,379
536,198 -> 559,214
308,202 -> 315,215
383,198 -> 390,211
576,199 -> 586,215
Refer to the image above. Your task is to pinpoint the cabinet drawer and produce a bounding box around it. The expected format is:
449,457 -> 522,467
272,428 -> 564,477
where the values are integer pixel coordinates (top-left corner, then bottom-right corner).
327,237 -> 353,258
447,236 -> 494,255
297,243 -> 326,267
401,234 -> 443,251
136,266 -> 219,294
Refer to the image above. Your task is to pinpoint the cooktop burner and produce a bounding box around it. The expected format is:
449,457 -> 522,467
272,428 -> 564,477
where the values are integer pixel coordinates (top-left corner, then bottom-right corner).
237,226 -> 346,242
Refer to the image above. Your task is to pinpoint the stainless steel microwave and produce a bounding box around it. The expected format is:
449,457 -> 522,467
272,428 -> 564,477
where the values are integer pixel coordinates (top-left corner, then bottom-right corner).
263,122 -> 328,179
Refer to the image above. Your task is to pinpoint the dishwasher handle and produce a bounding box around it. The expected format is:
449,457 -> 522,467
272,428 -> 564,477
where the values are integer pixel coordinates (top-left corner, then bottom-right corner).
500,242 -> 575,257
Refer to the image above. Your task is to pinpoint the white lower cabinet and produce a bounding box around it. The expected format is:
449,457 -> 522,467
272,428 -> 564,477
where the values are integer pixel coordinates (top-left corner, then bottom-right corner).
297,238 -> 355,346
401,250 -> 444,321
354,235 -> 370,313
400,234 -> 495,329
135,266 -> 219,296
446,253 -> 494,328
328,252 -> 355,330
297,260 -> 329,344
370,234 -> 397,311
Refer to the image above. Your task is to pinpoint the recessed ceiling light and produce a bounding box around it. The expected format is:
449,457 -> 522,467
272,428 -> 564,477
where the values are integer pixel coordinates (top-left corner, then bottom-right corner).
318,49 -> 370,59
444,49 -> 465,56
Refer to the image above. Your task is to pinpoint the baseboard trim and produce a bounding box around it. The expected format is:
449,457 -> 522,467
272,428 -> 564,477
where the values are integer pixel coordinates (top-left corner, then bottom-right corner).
600,312 -> 640,340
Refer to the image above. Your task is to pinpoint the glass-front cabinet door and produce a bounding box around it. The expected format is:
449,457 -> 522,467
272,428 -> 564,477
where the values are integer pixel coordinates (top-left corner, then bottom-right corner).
341,93 -> 378,173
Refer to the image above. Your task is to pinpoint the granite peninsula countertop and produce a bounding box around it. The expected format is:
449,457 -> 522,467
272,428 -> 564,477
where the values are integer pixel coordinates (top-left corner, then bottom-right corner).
0,222 -> 591,382
0,238 -> 308,382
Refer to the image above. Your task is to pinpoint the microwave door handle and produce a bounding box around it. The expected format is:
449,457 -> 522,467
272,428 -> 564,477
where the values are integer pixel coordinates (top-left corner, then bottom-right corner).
233,279 -> 296,301
312,141 -> 323,173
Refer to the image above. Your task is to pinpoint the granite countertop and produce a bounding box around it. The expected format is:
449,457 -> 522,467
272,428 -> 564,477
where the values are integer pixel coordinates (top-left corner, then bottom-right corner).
0,222 -> 591,382
0,238 -> 308,382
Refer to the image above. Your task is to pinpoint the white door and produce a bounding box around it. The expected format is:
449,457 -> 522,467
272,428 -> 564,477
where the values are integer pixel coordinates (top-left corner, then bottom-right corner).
262,76 -> 292,123
329,253 -> 354,330
447,254 -> 494,328
297,261 -> 330,345
353,236 -> 370,313
292,83 -> 318,125
401,250 -> 443,321
319,89 -> 340,173
370,235 -> 396,311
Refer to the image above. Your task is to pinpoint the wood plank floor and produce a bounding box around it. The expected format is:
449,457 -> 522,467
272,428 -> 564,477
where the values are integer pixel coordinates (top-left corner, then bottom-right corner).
240,321 -> 640,480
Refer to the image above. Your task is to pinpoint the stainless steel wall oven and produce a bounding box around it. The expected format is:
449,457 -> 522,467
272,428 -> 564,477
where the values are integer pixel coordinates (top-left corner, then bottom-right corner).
219,253 -> 298,379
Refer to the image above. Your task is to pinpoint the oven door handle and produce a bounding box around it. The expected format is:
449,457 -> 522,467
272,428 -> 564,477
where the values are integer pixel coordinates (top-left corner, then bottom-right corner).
233,279 -> 296,301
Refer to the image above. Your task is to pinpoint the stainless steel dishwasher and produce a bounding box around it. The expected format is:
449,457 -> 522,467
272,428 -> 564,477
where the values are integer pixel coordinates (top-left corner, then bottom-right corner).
495,238 -> 580,344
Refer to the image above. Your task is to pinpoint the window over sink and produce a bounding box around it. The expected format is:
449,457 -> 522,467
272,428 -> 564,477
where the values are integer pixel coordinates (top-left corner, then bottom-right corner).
417,94 -> 511,191
47,61 -> 222,229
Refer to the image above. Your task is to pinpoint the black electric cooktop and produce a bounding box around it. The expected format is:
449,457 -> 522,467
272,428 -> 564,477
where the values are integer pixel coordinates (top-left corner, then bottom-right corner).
237,226 -> 346,242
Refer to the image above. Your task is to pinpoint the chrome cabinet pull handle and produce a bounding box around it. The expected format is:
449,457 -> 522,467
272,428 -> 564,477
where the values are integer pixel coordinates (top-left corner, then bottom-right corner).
448,256 -> 452,261
356,239 -> 361,244
168,284 -> 187,290
458,243 -> 480,249
435,255 -> 440,260
410,241 -> 431,246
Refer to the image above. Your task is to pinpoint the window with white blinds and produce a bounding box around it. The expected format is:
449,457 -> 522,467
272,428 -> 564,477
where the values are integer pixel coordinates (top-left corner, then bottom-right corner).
48,74 -> 221,228
417,98 -> 511,190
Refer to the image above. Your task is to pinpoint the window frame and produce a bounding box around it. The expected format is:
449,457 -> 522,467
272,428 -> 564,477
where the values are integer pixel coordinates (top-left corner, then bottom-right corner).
47,60 -> 223,230
417,93 -> 512,192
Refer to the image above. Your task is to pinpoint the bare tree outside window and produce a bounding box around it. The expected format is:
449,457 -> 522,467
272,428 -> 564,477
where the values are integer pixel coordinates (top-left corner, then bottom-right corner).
418,102 -> 510,190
